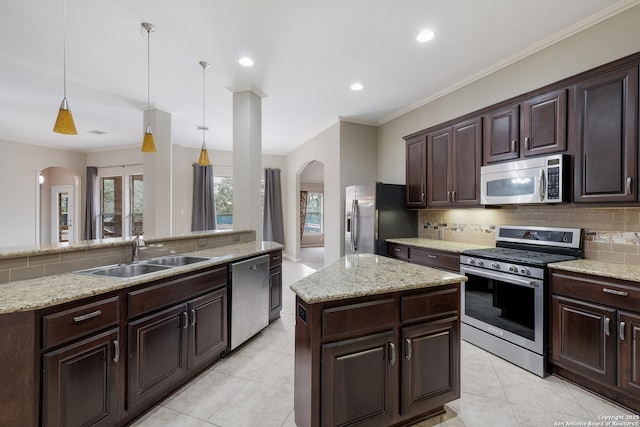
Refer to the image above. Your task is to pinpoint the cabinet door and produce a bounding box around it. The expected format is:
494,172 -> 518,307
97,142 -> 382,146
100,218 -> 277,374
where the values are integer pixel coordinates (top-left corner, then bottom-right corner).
405,135 -> 427,208
551,296 -> 616,385
321,331 -> 396,427
427,127 -> 452,207
619,311 -> 640,395
127,304 -> 188,409
483,104 -> 520,164
43,328 -> 120,427
452,117 -> 482,206
401,318 -> 459,417
269,265 -> 283,322
522,88 -> 567,157
573,66 -> 638,203
188,288 -> 228,370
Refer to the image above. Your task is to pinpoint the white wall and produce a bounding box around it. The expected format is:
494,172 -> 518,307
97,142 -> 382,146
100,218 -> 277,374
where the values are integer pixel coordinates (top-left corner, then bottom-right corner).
0,139 -> 86,248
378,5 -> 640,184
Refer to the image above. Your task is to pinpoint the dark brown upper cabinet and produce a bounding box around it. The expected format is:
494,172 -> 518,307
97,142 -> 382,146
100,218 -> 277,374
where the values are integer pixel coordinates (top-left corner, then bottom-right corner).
522,88 -> 568,157
573,65 -> 638,203
483,89 -> 568,164
405,134 -> 428,208
427,117 -> 482,207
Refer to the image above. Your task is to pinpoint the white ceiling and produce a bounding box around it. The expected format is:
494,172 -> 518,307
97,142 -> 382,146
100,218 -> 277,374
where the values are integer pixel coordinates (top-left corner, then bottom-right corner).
1,0 -> 638,155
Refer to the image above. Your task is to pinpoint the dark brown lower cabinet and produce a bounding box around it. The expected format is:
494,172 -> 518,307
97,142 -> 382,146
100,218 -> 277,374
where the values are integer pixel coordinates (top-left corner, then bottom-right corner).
401,318 -> 459,417
551,296 -> 616,385
550,269 -> 640,412
128,288 -> 228,410
321,331 -> 396,427
43,328 -> 120,427
295,283 -> 460,427
269,264 -> 283,322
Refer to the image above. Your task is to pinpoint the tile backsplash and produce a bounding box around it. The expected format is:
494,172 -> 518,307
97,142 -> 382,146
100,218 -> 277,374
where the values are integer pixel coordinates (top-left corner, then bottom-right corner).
419,206 -> 640,265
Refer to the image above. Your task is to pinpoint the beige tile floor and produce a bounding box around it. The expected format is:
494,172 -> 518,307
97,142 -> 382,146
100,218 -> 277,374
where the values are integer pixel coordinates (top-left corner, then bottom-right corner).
132,259 -> 636,427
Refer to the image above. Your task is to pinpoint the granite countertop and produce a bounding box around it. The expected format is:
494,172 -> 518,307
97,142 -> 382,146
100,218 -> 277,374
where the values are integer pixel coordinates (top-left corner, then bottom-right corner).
549,259 -> 640,284
0,241 -> 282,314
386,238 -> 493,253
290,253 -> 467,304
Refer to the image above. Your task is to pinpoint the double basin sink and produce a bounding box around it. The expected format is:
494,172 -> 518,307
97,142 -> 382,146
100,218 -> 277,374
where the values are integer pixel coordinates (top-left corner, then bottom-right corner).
75,255 -> 216,279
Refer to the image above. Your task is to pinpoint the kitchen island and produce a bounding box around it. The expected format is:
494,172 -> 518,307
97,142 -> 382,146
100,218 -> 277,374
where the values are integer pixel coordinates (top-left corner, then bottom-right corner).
290,254 -> 467,427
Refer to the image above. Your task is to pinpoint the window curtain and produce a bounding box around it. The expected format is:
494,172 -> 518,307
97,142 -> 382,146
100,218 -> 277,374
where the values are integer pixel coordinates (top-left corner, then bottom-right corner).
299,190 -> 308,242
83,166 -> 98,240
262,168 -> 285,245
191,164 -> 217,231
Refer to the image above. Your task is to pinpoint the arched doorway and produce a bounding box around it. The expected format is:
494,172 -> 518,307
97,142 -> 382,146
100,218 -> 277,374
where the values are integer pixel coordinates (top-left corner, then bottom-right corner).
299,160 -> 325,270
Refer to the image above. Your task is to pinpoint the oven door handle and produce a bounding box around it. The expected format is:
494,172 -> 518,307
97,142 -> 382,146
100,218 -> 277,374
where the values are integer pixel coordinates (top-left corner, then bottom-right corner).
461,266 -> 536,287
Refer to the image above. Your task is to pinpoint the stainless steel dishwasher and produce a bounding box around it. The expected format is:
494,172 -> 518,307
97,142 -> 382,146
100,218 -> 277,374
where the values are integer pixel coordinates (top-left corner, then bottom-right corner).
229,254 -> 270,350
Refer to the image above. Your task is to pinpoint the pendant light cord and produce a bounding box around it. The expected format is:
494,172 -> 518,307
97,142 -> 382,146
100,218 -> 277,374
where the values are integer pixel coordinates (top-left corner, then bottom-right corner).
62,0 -> 67,99
147,27 -> 151,126
202,63 -> 206,146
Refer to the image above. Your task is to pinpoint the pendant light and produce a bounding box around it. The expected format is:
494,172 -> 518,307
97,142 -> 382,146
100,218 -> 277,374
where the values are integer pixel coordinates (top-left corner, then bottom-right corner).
141,22 -> 157,153
197,61 -> 211,166
53,0 -> 77,135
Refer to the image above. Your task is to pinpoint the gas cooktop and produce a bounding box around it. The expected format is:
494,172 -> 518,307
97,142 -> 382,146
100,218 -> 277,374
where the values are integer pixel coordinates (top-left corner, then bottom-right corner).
461,247 -> 579,267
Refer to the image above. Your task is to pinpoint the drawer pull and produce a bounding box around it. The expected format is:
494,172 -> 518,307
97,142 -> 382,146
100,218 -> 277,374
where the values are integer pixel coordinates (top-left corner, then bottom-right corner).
113,340 -> 120,363
394,247 -> 401,252
389,342 -> 396,366
620,322 -> 626,341
603,288 -> 629,297
427,254 -> 438,259
405,338 -> 412,361
272,256 -> 281,260
73,310 -> 102,323
191,309 -> 197,326
604,317 -> 610,337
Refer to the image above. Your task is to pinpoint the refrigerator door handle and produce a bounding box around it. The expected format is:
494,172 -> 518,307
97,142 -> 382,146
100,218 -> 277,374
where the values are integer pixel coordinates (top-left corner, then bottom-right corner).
352,199 -> 358,251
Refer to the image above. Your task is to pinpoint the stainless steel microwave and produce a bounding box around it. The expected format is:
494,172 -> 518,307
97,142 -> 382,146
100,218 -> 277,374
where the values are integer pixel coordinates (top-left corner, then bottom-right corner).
480,154 -> 569,205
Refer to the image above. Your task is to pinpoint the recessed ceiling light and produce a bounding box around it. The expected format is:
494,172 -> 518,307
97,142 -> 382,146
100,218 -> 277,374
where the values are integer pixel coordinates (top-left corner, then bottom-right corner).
239,57 -> 254,67
416,29 -> 435,43
350,82 -> 363,91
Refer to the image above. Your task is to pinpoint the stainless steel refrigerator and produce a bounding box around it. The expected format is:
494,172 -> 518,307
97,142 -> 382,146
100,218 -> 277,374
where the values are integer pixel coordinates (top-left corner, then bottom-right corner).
345,183 -> 418,256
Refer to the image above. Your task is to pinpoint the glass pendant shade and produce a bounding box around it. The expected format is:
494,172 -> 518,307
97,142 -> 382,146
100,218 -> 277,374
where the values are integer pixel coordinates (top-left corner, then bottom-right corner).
53,98 -> 77,135
198,143 -> 210,166
141,124 -> 157,153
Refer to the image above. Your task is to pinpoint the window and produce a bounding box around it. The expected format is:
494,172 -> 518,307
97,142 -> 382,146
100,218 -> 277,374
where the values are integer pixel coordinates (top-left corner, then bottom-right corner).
100,174 -> 144,238
214,176 -> 233,228
130,175 -> 144,235
304,192 -> 323,233
101,177 -> 123,238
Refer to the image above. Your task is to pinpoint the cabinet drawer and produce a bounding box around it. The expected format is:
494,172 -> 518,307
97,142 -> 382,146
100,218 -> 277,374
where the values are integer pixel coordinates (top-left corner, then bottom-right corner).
42,296 -> 119,349
322,299 -> 395,341
401,287 -> 459,324
551,271 -> 640,312
410,248 -> 460,272
388,244 -> 409,261
128,267 -> 227,319
269,250 -> 282,267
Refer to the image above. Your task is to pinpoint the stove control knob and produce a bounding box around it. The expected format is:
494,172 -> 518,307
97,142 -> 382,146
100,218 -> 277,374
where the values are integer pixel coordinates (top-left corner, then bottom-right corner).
468,258 -> 475,265
476,260 -> 484,267
520,268 -> 531,276
509,265 -> 518,273
491,262 -> 500,269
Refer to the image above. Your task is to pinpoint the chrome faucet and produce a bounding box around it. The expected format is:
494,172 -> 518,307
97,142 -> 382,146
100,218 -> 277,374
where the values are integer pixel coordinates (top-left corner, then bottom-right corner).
132,234 -> 145,262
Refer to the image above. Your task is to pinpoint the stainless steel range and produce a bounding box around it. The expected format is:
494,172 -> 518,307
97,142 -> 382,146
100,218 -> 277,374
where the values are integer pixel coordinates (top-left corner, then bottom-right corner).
460,225 -> 582,377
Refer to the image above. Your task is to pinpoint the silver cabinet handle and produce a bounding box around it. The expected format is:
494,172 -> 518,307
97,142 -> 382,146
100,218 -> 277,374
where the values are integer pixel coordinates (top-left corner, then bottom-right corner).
421,192 -> 425,202
511,140 -> 518,152
389,342 -> 396,365
604,317 -> 610,336
113,340 -> 120,363
620,322 -> 626,341
393,247 -> 401,252
427,254 -> 438,259
603,288 -> 629,297
539,169 -> 546,201
451,190 -> 456,202
446,191 -> 451,202
183,312 -> 188,329
405,338 -> 412,361
525,137 -> 530,150
191,309 -> 197,326
73,310 -> 101,323
626,177 -> 632,195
